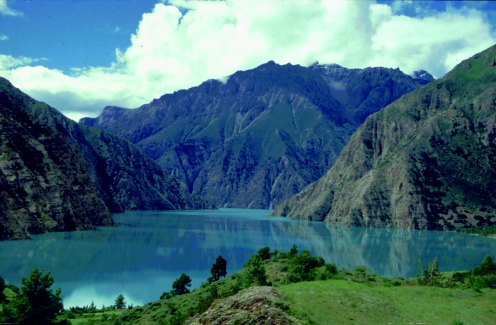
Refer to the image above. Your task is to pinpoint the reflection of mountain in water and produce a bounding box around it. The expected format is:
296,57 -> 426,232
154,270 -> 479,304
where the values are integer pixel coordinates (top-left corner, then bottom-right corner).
0,209 -> 495,306
266,221 -> 493,277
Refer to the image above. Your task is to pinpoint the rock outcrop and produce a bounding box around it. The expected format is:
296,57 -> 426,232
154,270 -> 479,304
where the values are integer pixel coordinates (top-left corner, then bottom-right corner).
187,286 -> 301,325
276,45 -> 496,230
81,61 -> 429,208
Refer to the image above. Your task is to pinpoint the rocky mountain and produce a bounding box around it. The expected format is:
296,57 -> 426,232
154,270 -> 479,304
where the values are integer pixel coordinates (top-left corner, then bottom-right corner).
81,62 -> 429,208
275,45 -> 496,230
0,77 -> 187,240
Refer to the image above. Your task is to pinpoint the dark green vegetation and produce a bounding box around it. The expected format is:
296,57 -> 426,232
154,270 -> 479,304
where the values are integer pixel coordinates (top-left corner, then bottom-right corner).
81,62 -> 429,208
171,273 -> 192,296
456,225 -> 496,237
0,77 -> 191,240
208,255 -> 227,283
46,248 -> 496,324
276,44 -> 496,230
0,269 -> 63,325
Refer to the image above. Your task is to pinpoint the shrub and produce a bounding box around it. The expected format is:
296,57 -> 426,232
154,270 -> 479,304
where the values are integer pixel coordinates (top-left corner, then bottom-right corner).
257,247 -> 271,260
472,256 -> 496,276
287,251 -> 325,282
467,274 -> 486,293
417,258 -> 440,286
245,255 -> 268,286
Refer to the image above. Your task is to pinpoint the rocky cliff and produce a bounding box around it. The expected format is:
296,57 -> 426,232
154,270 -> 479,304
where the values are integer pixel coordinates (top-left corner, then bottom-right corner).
0,77 -> 187,240
81,62 -> 429,208
276,45 -> 496,230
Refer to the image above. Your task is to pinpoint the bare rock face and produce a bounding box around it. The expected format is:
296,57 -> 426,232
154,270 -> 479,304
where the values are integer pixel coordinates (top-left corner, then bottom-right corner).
0,80 -> 112,240
0,77 -> 188,240
187,286 -> 302,325
81,61 -> 428,208
276,45 -> 496,230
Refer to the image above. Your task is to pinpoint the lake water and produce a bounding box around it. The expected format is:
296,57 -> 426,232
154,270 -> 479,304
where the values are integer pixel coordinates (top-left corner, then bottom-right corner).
0,209 -> 495,308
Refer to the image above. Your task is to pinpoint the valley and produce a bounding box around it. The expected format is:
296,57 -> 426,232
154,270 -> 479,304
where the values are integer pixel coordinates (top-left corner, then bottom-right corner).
1,1 -> 496,322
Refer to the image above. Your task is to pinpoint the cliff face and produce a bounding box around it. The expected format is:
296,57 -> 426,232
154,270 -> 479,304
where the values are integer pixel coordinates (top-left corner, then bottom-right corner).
0,77 -> 187,240
276,45 -> 496,230
0,79 -> 112,240
81,62 -> 428,208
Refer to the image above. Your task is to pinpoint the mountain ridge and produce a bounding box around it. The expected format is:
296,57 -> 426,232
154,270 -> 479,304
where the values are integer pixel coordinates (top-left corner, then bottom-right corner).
81,61 -> 430,208
275,45 -> 496,230
0,77 -> 189,240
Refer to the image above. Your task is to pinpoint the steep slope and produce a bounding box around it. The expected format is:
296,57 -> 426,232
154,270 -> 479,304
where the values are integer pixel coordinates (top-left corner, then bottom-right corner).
311,64 -> 433,124
276,45 -> 496,230
81,62 -> 428,208
0,77 -> 187,240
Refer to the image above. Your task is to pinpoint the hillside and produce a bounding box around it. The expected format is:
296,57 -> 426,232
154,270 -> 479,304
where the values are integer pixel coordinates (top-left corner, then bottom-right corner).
81,62 -> 429,208
0,77 -> 187,240
276,45 -> 496,230
48,248 -> 496,325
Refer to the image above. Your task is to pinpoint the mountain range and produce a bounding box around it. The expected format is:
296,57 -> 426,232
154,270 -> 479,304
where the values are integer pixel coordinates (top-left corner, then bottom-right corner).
0,78 -> 188,240
276,45 -> 496,230
81,61 -> 431,208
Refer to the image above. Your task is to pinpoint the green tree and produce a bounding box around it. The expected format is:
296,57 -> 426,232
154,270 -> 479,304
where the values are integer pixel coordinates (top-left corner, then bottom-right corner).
473,256 -> 496,276
245,255 -> 268,286
290,244 -> 298,256
4,268 -> 63,325
208,256 -> 227,283
257,247 -> 271,260
114,294 -> 126,309
0,275 -> 5,304
172,273 -> 192,296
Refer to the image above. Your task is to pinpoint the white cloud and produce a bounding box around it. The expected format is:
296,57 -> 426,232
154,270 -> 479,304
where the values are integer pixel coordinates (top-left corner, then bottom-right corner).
0,0 -> 22,16
1,0 -> 495,119
0,54 -> 37,69
0,34 -> 8,41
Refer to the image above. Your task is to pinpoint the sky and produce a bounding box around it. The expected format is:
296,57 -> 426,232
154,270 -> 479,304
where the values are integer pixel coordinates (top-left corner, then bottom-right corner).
1,0 -> 496,121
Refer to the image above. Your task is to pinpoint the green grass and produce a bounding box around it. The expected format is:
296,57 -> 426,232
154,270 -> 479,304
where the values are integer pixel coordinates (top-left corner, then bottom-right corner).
280,279 -> 496,325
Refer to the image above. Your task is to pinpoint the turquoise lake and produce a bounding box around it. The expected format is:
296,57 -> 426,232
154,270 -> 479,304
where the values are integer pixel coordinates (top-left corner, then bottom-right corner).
0,209 -> 495,308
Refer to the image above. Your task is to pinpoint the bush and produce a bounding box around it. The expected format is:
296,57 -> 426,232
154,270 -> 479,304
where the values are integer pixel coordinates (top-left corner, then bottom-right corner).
257,247 -> 271,261
244,255 -> 268,286
287,251 -> 325,282
417,258 -> 441,286
472,256 -> 496,276
467,274 -> 486,293
317,263 -> 338,280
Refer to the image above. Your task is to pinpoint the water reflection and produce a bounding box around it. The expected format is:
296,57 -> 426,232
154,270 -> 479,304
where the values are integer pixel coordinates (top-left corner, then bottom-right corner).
0,209 -> 494,307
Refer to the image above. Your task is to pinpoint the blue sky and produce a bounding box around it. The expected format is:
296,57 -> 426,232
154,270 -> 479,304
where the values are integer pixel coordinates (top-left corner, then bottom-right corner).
1,0 -> 496,120
1,1 -> 157,71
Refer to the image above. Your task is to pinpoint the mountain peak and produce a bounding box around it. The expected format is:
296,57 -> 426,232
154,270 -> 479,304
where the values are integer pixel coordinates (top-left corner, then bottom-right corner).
276,44 -> 496,230
412,69 -> 434,83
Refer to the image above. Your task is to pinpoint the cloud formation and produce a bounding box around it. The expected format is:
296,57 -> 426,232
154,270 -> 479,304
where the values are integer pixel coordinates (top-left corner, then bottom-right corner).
0,0 -> 22,16
1,0 -> 495,120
